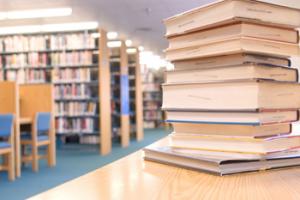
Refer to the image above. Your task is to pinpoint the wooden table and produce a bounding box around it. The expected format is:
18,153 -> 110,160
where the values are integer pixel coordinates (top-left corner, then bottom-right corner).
29,138 -> 300,200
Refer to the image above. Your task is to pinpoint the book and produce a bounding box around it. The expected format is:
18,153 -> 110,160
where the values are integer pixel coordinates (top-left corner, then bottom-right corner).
171,146 -> 300,160
167,22 -> 299,50
162,79 -> 300,111
173,53 -> 290,70
165,110 -> 298,125
172,122 -> 292,138
144,145 -> 300,175
164,0 -> 300,37
166,64 -> 298,83
169,133 -> 300,154
165,37 -> 299,61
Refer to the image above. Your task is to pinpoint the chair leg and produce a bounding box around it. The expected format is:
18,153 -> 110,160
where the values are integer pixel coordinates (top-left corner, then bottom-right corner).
8,152 -> 15,181
3,154 -> 8,165
32,146 -> 39,172
47,144 -> 51,167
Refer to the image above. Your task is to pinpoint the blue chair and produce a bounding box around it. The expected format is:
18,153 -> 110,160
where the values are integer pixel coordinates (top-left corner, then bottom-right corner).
0,114 -> 15,181
21,112 -> 52,172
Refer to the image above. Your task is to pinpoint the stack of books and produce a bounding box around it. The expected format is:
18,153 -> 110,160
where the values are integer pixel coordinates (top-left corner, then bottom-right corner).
144,0 -> 300,175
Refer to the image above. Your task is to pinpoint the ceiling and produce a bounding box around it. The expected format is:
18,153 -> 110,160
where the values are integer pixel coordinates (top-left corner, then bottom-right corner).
0,0 -> 299,56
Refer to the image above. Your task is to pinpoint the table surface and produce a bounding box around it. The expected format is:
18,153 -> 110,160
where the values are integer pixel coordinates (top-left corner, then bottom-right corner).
29,138 -> 300,200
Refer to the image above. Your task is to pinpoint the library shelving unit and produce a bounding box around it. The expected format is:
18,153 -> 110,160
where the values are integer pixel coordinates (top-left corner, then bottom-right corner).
0,28 -> 112,155
127,47 -> 144,140
109,41 -> 130,147
109,40 -> 144,147
142,66 -> 164,128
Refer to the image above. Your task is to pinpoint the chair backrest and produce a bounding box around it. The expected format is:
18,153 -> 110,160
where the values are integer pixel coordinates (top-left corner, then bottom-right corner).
36,112 -> 51,134
0,114 -> 14,137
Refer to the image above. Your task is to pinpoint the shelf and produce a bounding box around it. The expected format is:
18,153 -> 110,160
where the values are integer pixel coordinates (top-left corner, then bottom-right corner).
110,58 -> 121,62
53,64 -> 99,69
55,98 -> 99,102
55,115 -> 99,118
4,66 -> 53,70
53,81 -> 98,85
56,131 -> 99,136
143,98 -> 161,102
0,48 -> 98,55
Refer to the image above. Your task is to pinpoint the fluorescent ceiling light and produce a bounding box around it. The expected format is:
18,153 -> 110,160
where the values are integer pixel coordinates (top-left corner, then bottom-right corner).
0,21 -> 98,35
126,48 -> 137,54
0,7 -> 72,20
138,46 -> 144,51
125,39 -> 132,47
107,32 -> 118,40
107,41 -> 121,48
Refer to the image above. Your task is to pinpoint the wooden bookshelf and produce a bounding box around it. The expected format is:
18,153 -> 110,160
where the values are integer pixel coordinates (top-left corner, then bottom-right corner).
0,29 -> 112,155
142,67 -> 163,128
127,48 -> 144,140
98,29 -> 111,155
120,41 -> 130,147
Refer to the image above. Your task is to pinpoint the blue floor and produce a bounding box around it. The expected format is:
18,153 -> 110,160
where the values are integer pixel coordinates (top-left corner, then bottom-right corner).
0,128 -> 169,200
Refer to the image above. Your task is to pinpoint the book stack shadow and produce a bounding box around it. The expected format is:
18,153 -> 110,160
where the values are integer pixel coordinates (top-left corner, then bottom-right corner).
144,0 -> 300,175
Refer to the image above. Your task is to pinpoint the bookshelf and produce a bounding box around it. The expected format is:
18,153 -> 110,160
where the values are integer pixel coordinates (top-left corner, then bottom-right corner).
109,41 -> 130,147
0,29 -> 112,155
109,42 -> 144,145
127,48 -> 144,140
109,42 -> 122,139
142,67 -> 164,128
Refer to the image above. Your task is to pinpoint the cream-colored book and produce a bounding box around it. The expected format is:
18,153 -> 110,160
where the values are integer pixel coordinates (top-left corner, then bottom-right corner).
164,0 -> 300,37
165,37 -> 299,61
167,22 -> 299,50
166,64 -> 298,83
169,133 -> 300,154
173,53 -> 290,70
172,123 -> 292,138
166,110 -> 298,125
162,79 -> 300,111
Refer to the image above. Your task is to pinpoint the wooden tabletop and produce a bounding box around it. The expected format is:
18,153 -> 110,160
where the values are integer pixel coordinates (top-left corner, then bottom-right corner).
29,138 -> 300,200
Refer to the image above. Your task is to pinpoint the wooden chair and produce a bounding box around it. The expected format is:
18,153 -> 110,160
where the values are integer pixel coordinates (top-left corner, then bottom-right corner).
21,112 -> 52,172
0,114 -> 15,181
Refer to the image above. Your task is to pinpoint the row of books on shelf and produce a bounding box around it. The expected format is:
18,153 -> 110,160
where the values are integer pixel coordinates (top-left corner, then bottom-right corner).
52,68 -> 92,83
0,51 -> 94,68
54,84 -> 92,99
55,118 -> 97,134
143,92 -> 161,101
144,110 -> 162,120
6,69 -> 47,83
0,53 -> 48,68
51,51 -> 94,66
55,102 -> 97,116
79,135 -> 99,144
0,33 -> 96,52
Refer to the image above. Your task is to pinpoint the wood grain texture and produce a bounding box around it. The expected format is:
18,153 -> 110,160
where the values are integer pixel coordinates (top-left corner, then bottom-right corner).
28,137 -> 300,200
134,50 -> 144,141
99,29 -> 112,155
0,81 -> 20,177
120,40 -> 130,147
